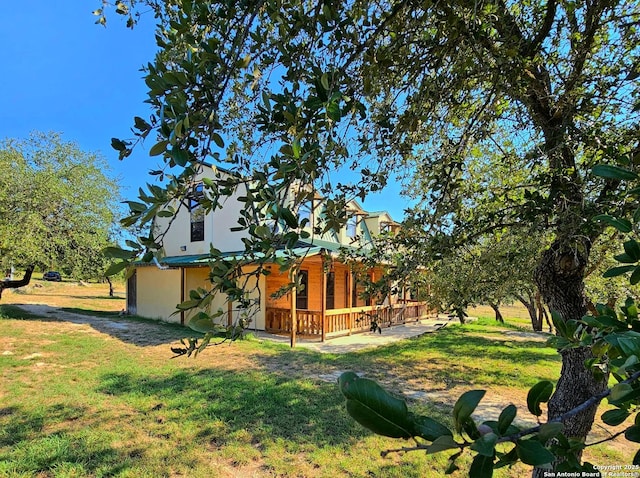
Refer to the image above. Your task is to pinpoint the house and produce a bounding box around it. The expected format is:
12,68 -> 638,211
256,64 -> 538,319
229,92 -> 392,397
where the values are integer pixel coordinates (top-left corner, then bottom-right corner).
127,163 -> 430,341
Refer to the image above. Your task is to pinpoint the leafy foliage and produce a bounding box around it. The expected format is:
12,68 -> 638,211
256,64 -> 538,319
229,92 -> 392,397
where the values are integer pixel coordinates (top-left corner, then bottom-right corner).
0,133 -> 122,280
97,0 -> 640,472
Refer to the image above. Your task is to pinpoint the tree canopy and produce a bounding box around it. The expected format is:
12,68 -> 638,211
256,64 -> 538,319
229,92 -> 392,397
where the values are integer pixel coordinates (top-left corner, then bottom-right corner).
0,132 -> 122,280
103,0 -> 640,473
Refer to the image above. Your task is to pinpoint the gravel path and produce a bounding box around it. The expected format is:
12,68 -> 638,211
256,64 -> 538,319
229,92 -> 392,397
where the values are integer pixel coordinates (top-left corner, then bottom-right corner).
13,303 -> 184,347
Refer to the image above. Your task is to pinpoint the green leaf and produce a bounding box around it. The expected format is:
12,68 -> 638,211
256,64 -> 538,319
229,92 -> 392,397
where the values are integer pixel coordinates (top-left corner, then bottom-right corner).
426,435 -> 460,454
618,336 -> 640,356
537,422 -> 564,443
111,138 -> 127,151
104,261 -> 128,277
177,299 -> 200,310
212,132 -> 225,148
338,372 -> 413,439
327,102 -> 341,121
625,425 -> 640,443
516,439 -> 555,466
411,415 -> 452,441
592,164 -> 638,181
631,267 -> 640,286
187,313 -> 219,333
171,148 -> 189,167
262,91 -> 271,111
453,390 -> 485,433
469,454 -> 494,478
614,253 -> 638,264
149,140 -> 169,156
601,409 -> 630,426
593,215 -> 633,233
527,381 -> 554,417
471,432 -> 498,457
624,241 -> 640,261
103,246 -> 137,260
494,446 -> 518,469
610,383 -> 633,401
497,405 -> 517,435
126,201 -> 148,213
280,208 -> 299,228
603,265 -> 637,278
551,310 -> 567,337
320,72 -> 330,91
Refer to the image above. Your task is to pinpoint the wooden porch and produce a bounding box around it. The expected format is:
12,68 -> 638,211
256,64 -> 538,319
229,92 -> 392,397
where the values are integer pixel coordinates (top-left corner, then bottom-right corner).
265,301 -> 431,340
264,252 -> 430,344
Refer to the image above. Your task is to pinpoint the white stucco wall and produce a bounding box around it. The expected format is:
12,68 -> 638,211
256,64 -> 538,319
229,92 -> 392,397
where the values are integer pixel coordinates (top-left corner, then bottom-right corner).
154,165 -> 250,256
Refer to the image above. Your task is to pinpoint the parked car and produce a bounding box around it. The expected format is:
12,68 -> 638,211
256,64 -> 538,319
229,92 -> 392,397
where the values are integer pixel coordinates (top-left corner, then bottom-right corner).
43,271 -> 62,282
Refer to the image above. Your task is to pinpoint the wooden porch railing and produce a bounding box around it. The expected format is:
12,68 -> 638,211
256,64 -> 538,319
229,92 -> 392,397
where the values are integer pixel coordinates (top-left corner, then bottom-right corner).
265,302 -> 430,338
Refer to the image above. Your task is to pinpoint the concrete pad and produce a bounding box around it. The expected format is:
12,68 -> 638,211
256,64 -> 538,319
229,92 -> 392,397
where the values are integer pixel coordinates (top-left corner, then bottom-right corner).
253,317 -> 457,353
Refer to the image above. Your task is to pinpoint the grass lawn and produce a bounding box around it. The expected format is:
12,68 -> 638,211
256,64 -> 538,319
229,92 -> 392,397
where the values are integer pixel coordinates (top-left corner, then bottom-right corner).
0,283 -> 633,477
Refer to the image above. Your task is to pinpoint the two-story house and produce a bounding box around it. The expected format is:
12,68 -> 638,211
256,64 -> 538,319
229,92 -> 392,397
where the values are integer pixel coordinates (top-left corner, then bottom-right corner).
127,163 -> 430,340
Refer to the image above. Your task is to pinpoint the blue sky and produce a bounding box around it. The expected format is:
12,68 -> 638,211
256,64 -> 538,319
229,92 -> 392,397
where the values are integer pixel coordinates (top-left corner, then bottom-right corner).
0,1 -> 410,220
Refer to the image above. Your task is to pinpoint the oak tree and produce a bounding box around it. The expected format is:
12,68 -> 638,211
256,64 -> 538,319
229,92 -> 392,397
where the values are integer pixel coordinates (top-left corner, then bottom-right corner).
104,0 -> 640,472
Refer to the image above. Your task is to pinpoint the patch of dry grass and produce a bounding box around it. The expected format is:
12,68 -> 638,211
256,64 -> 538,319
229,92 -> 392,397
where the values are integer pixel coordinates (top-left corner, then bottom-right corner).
3,278 -> 126,312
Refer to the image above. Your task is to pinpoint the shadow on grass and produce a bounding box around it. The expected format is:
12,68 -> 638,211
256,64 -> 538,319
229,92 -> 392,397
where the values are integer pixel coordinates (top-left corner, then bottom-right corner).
97,367 -> 364,448
3,304 -> 193,347
60,306 -> 127,318
250,323 -> 561,391
352,325 -> 561,386
0,403 -> 130,476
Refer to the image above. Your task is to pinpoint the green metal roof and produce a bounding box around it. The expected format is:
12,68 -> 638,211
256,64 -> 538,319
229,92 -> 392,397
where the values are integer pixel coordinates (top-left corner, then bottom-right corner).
135,239 -> 355,268
134,235 -> 378,269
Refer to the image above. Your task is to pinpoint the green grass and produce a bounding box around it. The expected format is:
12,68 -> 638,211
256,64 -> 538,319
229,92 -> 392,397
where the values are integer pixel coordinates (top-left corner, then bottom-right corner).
0,308 -> 629,477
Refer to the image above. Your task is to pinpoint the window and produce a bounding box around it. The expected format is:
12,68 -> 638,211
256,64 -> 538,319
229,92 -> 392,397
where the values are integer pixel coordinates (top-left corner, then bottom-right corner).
298,202 -> 312,227
326,271 -> 335,310
189,184 -> 205,242
296,270 -> 309,310
346,216 -> 357,238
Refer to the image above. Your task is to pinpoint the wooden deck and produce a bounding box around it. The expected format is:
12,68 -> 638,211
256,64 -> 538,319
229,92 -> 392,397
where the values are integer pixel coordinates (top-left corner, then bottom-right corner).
265,302 -> 431,339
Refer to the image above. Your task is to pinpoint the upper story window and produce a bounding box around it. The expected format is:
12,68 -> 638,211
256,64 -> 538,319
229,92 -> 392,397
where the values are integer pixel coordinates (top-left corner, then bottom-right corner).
189,183 -> 205,242
346,216 -> 358,238
298,202 -> 312,227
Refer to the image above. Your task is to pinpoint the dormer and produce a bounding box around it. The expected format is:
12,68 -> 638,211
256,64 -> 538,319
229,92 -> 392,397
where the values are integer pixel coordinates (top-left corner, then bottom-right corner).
341,200 -> 371,245
364,211 -> 401,237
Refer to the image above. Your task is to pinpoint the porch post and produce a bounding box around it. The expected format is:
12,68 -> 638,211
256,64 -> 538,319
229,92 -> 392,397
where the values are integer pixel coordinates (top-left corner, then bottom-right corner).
227,299 -> 233,327
370,269 -> 376,313
321,258 -> 327,342
348,268 -> 354,335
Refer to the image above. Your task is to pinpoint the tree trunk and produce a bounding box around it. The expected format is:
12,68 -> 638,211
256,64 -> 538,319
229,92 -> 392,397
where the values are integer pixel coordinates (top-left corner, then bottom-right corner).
516,292 -> 541,331
534,290 -> 551,332
106,276 -> 114,297
489,302 -> 504,323
0,265 -> 34,299
533,240 -> 608,473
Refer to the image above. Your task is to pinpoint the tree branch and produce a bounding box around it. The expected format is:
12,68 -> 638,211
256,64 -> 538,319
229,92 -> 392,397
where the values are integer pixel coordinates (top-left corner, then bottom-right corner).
497,369 -> 640,444
0,265 -> 35,299
524,0 -> 558,57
